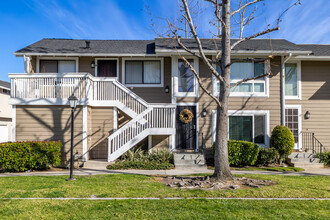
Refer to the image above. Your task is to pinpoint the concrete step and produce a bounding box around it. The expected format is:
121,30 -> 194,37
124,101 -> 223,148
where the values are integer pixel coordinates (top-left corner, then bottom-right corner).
291,162 -> 324,168
288,153 -> 316,159
174,159 -> 206,165
83,159 -> 110,169
288,158 -> 321,163
174,164 -> 208,170
174,153 -> 205,161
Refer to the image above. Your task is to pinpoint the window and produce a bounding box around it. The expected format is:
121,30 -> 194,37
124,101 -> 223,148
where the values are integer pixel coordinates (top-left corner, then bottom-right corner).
178,59 -> 195,92
285,63 -> 300,98
125,60 -> 161,85
285,108 -> 299,143
212,110 -> 269,146
213,60 -> 267,96
39,60 -> 76,73
229,115 -> 265,144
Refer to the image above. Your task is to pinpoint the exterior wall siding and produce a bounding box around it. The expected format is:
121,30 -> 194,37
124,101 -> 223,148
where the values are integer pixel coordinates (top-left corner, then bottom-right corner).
88,107 -> 114,159
177,57 -> 282,151
286,61 -> 330,150
15,105 -> 83,166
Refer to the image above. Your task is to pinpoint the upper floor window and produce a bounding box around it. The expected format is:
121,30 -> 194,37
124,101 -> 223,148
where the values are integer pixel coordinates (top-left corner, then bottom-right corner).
40,60 -> 76,73
285,62 -> 301,99
213,60 -> 268,97
174,57 -> 199,97
123,59 -> 163,87
178,59 -> 195,93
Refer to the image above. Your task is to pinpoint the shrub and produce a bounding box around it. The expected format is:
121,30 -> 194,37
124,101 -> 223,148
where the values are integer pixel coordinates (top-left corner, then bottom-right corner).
316,151 -> 330,166
270,125 -> 294,160
256,148 -> 278,166
212,140 -> 260,166
111,149 -> 174,170
0,141 -> 62,172
107,161 -> 174,170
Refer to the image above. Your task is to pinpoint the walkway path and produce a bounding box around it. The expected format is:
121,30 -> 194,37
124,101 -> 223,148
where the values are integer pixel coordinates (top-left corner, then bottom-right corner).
0,167 -> 329,177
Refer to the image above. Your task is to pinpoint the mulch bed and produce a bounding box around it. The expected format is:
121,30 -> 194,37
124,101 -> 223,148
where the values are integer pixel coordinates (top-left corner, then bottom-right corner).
162,176 -> 275,190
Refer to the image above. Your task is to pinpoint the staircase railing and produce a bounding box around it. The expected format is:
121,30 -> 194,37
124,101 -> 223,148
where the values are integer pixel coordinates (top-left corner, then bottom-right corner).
301,132 -> 323,161
108,105 -> 175,161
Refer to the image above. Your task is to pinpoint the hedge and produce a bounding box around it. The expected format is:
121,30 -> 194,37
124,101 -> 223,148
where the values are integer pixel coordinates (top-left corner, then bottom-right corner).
213,140 -> 260,166
0,141 -> 62,172
256,147 -> 278,166
316,151 -> 330,166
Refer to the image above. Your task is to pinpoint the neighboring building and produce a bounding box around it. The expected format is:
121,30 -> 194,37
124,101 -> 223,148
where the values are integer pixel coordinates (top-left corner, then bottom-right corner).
8,38 -> 330,165
0,80 -> 12,143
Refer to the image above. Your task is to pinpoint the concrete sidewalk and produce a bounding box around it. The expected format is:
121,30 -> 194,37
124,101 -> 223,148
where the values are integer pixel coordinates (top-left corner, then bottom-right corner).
0,167 -> 329,177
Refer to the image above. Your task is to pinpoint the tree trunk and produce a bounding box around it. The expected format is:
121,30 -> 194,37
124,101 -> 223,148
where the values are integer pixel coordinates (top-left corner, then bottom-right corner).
213,0 -> 233,181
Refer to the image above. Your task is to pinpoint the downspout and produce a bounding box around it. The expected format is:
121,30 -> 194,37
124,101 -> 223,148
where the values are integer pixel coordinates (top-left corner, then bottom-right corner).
280,53 -> 292,125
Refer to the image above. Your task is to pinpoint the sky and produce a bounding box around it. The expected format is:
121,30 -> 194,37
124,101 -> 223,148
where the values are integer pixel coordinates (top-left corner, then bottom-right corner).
0,0 -> 330,82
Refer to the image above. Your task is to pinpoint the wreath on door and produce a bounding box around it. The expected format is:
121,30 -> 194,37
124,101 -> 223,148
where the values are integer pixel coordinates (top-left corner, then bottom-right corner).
179,109 -> 194,124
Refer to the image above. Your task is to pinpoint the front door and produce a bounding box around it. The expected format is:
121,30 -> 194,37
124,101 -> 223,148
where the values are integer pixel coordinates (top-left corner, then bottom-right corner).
175,106 -> 197,150
97,60 -> 117,77
285,106 -> 301,150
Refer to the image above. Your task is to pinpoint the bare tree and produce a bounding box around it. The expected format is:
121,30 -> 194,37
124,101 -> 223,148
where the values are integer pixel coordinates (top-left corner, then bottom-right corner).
232,0 -> 257,39
155,0 -> 300,181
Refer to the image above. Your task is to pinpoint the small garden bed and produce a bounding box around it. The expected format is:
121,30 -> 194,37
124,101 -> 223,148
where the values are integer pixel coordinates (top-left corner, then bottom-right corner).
107,149 -> 174,170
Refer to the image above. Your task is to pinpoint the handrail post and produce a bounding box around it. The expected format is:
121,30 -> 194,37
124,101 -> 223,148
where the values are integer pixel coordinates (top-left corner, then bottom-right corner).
312,133 -> 315,154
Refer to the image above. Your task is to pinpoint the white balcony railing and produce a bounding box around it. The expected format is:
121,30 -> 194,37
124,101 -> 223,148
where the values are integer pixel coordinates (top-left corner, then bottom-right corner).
9,73 -> 149,115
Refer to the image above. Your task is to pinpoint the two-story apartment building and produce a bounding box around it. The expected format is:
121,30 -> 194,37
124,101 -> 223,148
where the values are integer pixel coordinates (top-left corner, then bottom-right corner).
9,38 -> 330,165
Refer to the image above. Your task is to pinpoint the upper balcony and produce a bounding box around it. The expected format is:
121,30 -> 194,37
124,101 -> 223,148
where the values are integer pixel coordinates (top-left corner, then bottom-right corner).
8,73 -> 153,116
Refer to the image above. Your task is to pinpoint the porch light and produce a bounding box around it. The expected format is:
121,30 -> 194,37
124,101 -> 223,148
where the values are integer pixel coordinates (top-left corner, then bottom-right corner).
305,111 -> 310,119
68,95 -> 78,109
202,108 -> 207,117
165,85 -> 170,93
90,61 -> 95,68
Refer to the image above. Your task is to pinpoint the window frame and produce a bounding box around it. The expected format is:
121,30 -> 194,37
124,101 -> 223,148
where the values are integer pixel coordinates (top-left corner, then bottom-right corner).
284,61 -> 301,100
122,57 -> 164,87
173,56 -> 199,97
212,58 -> 269,97
212,110 -> 270,147
36,57 -> 79,73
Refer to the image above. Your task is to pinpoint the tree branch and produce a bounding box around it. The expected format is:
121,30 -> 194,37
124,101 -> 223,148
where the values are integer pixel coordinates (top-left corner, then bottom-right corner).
230,72 -> 270,88
181,56 -> 222,107
181,0 -> 228,85
230,0 -> 263,16
231,27 -> 279,50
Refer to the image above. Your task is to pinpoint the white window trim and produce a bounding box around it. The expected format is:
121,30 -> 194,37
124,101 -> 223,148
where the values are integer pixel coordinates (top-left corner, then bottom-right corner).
212,59 -> 269,98
285,105 -> 302,150
212,109 -> 270,147
122,57 -> 164,87
36,57 -> 79,73
173,56 -> 199,97
95,58 -> 119,79
176,102 -> 199,152
285,60 -> 301,100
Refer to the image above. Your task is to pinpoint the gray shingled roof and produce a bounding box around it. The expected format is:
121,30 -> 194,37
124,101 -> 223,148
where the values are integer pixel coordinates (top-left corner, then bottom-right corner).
155,38 -> 307,52
0,80 -> 10,89
297,44 -> 330,56
15,38 -> 316,56
15,39 -> 156,55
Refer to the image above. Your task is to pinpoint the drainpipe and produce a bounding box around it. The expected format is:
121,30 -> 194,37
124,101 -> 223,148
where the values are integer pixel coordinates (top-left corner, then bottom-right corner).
281,53 -> 292,125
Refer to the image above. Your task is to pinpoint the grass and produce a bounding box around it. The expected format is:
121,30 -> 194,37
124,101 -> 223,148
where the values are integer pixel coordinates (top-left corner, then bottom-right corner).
0,174 -> 329,198
0,199 -> 329,219
230,167 -> 305,172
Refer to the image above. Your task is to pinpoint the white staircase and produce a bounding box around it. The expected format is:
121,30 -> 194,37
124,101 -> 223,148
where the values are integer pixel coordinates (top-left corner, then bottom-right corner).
9,73 -> 176,162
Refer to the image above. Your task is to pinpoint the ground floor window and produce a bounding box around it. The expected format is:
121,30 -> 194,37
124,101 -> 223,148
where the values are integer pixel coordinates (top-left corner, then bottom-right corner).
212,110 -> 269,146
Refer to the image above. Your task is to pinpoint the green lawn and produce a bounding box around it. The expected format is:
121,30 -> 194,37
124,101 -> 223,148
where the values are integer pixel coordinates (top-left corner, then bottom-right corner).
0,199 -> 329,219
0,174 -> 329,198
